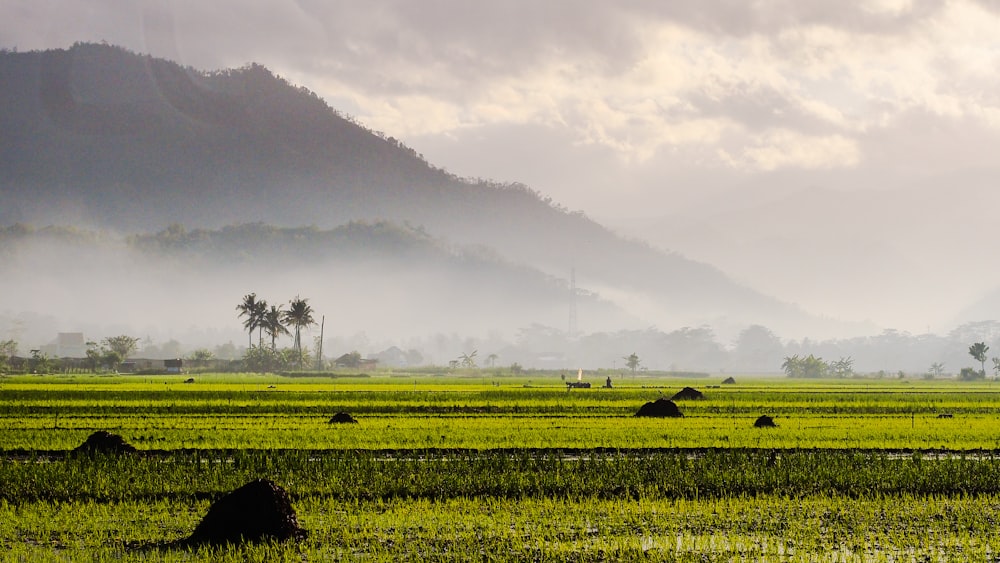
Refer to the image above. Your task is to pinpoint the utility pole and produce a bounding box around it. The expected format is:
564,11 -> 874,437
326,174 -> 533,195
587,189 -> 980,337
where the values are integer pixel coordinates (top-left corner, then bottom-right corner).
316,315 -> 325,371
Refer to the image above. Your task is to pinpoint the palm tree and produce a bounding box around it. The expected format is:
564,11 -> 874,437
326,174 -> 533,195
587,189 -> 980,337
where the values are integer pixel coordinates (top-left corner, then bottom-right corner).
236,293 -> 266,349
459,350 -> 478,368
283,296 -> 316,367
969,342 -> 990,377
263,305 -> 290,351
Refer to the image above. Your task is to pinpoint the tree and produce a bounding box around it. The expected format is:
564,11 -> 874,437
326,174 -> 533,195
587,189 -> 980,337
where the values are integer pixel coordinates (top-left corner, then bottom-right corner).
458,350 -> 478,368
0,339 -> 17,358
263,305 -> 289,351
623,353 -> 640,374
0,339 -> 16,373
969,342 -> 990,377
830,357 -> 854,378
188,349 -> 214,362
733,325 -> 784,372
85,341 -> 102,373
283,296 -> 316,368
29,349 -> 52,374
242,346 -> 287,373
236,293 -> 266,349
928,362 -> 945,378
960,367 -> 985,381
993,357 -> 1000,379
486,353 -> 498,367
782,354 -> 828,378
214,341 -> 239,361
781,355 -> 801,377
102,335 -> 140,359
801,355 -> 828,378
102,350 -> 123,372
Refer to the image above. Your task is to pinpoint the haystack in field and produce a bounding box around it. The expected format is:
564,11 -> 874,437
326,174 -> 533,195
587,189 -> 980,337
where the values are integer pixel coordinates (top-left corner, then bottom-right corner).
753,415 -> 777,428
634,398 -> 684,418
721,376 -> 736,385
328,412 -> 358,424
72,431 -> 137,455
670,387 -> 705,400
187,479 -> 306,545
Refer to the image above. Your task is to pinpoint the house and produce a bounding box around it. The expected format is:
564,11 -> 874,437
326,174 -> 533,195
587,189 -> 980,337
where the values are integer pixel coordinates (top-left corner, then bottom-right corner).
334,353 -> 377,371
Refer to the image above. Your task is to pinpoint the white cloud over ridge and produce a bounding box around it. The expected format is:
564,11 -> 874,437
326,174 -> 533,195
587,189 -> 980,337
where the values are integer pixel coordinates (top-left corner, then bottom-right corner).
5,0 -> 999,170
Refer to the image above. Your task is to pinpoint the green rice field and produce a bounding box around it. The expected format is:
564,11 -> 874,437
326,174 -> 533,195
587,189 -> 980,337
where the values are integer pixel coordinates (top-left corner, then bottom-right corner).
4,372 -> 1000,560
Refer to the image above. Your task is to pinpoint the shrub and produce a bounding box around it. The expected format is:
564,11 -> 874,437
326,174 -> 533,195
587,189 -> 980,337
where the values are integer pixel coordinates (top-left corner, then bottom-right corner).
959,367 -> 984,381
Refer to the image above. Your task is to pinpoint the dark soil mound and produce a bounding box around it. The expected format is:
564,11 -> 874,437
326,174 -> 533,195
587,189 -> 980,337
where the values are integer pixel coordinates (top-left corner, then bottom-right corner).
634,398 -> 683,418
670,387 -> 705,400
184,378 -> 195,383
937,413 -> 954,418
72,431 -> 137,455
721,376 -> 736,384
754,415 -> 777,428
328,412 -> 358,424
566,381 -> 591,389
187,479 -> 306,545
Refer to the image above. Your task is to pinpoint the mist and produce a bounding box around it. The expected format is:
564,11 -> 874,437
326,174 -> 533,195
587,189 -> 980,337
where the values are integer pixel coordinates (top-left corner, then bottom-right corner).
0,225 -> 638,366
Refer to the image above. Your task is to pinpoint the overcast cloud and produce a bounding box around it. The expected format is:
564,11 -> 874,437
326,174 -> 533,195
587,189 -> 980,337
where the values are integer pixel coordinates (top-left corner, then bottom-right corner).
4,0 -> 1000,334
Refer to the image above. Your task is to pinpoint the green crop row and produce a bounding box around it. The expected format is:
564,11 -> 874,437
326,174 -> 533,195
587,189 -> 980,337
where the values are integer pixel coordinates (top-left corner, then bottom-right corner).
5,450 -> 1000,503
2,412 -> 1000,450
4,478 -> 1000,560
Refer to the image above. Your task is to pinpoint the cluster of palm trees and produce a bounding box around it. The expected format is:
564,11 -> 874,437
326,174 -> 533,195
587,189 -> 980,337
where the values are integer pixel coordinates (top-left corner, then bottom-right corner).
236,293 -> 315,366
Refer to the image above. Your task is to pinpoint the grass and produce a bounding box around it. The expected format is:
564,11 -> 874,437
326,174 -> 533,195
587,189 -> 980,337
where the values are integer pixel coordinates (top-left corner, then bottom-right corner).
3,374 -> 1000,449
4,372 -> 1000,559
6,494 -> 1000,560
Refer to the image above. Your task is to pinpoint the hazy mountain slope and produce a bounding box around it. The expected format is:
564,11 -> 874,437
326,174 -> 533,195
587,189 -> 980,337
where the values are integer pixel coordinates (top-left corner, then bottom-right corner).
0,222 -> 633,348
0,43 -> 834,337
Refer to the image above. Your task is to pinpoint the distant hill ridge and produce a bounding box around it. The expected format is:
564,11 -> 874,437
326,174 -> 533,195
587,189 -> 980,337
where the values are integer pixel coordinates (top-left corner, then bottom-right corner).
0,42 -> 832,336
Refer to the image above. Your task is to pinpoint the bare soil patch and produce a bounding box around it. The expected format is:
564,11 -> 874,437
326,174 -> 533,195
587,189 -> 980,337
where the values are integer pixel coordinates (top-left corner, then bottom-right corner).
187,479 -> 306,545
634,398 -> 684,418
670,387 -> 705,401
72,431 -> 137,455
754,415 -> 777,428
328,412 -> 358,424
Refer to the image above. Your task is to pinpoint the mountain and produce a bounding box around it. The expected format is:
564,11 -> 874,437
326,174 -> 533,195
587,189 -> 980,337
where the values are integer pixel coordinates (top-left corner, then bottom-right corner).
0,43 -> 839,339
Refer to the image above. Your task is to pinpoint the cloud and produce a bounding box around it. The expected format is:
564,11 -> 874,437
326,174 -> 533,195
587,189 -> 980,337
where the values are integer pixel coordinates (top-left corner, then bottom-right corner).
5,1 -> 999,168
720,130 -> 861,171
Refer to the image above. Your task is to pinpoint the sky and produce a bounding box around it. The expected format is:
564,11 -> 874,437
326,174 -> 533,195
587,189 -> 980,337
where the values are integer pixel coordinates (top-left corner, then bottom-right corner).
4,0 -> 1000,335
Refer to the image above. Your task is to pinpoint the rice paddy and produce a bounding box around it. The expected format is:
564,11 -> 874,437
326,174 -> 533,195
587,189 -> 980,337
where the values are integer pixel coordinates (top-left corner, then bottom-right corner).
3,372 -> 1000,560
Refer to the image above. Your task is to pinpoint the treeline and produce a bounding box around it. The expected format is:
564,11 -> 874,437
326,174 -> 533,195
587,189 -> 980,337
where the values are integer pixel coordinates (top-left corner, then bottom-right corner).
498,322 -> 1000,376
127,221 -> 442,263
